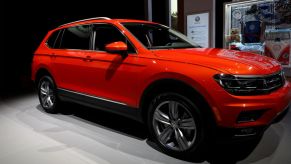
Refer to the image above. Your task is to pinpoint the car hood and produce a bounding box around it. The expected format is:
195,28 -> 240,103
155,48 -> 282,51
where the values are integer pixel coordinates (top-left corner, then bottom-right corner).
152,48 -> 282,75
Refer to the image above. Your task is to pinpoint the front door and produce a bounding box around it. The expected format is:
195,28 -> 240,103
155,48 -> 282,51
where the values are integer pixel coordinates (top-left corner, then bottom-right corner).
84,23 -> 145,107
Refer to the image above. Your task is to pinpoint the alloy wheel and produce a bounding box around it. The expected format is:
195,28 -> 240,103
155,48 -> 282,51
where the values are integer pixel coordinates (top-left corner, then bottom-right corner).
152,100 -> 197,152
39,80 -> 55,109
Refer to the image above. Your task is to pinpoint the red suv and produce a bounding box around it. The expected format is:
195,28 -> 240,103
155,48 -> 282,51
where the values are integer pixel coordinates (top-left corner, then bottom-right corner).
32,17 -> 291,157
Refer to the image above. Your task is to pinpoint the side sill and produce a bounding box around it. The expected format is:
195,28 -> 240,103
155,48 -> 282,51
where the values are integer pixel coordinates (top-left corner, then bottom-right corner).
57,88 -> 143,123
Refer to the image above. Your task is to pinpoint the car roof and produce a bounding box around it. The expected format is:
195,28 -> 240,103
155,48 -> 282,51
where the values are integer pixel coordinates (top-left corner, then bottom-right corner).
58,17 -> 158,29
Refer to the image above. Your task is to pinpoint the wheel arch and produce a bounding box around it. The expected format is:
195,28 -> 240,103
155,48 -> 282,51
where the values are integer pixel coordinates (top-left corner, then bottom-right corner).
139,78 -> 216,126
34,68 -> 54,86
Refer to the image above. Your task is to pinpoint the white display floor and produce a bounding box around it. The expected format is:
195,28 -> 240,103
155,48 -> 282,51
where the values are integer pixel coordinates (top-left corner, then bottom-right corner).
0,93 -> 290,164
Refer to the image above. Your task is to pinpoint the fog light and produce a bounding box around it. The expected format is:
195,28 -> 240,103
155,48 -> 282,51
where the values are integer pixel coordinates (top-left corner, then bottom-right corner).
237,110 -> 266,123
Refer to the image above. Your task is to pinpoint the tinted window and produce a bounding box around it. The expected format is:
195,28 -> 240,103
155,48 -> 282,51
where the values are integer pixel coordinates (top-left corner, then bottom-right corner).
47,30 -> 61,48
60,25 -> 91,50
93,24 -> 135,53
122,23 -> 200,49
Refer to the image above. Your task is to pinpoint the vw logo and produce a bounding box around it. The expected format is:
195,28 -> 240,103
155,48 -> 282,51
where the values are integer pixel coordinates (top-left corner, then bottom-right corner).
195,16 -> 200,22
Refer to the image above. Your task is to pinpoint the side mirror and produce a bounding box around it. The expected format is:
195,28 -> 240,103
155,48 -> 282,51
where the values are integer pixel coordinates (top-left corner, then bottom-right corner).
105,41 -> 128,57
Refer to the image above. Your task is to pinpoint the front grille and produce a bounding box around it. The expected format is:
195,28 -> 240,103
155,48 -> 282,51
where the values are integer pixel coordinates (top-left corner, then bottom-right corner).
235,71 -> 285,95
260,71 -> 285,93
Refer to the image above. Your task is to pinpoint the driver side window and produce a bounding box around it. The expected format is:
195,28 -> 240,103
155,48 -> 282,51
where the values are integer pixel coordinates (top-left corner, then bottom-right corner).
93,24 -> 136,54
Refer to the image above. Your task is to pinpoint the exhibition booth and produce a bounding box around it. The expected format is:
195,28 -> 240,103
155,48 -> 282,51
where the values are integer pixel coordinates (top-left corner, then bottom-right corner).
224,0 -> 291,75
178,0 -> 291,76
0,1 -> 290,164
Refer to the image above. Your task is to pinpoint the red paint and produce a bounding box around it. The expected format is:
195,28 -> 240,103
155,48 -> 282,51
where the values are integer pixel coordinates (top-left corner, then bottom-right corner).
105,41 -> 128,52
32,19 -> 291,128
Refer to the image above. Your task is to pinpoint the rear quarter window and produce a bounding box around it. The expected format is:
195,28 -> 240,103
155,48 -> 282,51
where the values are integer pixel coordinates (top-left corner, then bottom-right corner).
46,30 -> 62,48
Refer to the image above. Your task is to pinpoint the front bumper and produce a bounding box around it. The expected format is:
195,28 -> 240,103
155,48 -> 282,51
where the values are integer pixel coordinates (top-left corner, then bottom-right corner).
211,80 -> 291,128
215,105 -> 289,141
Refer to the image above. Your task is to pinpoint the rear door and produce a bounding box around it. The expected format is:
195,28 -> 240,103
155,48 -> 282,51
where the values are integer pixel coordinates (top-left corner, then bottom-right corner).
51,24 -> 93,93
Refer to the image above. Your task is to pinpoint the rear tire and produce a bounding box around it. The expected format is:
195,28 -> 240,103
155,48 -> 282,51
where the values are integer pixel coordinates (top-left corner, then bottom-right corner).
37,76 -> 60,113
147,92 -> 207,158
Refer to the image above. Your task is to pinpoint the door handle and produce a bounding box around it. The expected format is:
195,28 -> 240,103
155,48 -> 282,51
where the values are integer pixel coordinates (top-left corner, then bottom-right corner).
83,56 -> 92,62
50,53 -> 56,58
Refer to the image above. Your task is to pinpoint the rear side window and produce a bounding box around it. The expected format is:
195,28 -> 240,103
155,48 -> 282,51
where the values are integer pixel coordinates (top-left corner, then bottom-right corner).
47,30 -> 61,48
59,25 -> 91,50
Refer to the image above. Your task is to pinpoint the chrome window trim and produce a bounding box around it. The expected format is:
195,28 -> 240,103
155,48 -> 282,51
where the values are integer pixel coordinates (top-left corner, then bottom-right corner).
46,22 -> 138,55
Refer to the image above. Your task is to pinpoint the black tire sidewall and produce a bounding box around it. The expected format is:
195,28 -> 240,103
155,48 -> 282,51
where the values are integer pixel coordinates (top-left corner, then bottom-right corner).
38,76 -> 59,113
147,92 -> 206,157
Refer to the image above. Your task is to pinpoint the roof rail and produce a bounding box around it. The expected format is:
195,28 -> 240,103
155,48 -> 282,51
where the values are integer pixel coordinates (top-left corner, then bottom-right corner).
59,17 -> 111,27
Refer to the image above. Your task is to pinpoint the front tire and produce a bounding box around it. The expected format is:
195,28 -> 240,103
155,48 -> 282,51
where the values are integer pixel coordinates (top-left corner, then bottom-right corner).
37,76 -> 60,113
147,92 -> 207,158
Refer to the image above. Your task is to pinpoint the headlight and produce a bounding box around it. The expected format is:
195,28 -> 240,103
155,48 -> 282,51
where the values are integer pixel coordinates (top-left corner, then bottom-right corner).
214,71 -> 285,96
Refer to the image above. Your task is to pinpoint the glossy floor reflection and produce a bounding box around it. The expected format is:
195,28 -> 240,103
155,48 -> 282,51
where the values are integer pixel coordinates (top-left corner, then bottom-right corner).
0,92 -> 290,164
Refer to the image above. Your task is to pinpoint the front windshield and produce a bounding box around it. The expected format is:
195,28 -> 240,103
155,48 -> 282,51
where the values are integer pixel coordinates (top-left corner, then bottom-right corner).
122,23 -> 201,49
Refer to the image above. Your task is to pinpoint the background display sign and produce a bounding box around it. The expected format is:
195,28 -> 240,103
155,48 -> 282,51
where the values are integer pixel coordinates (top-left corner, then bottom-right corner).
187,12 -> 209,48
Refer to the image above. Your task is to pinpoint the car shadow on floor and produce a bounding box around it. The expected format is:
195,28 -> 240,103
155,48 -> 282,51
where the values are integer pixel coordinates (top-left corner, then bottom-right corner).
146,133 -> 264,164
56,103 -> 148,140
35,102 -> 280,164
